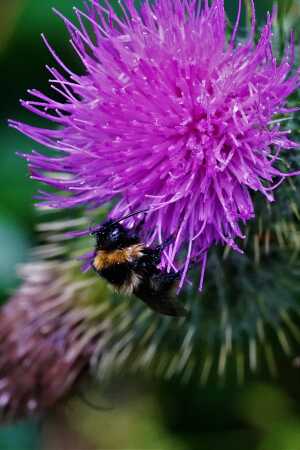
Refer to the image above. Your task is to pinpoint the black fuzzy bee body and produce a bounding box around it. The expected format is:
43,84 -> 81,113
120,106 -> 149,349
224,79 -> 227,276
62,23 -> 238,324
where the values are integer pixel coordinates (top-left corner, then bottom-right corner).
91,219 -> 187,317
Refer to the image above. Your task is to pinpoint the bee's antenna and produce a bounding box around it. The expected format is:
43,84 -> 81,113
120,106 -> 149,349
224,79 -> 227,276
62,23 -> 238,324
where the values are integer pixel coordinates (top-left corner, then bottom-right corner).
89,208 -> 150,236
110,208 -> 149,226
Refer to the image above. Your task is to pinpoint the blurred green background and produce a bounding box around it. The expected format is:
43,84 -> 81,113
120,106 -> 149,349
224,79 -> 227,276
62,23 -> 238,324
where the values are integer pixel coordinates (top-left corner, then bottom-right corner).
1,1 -> 300,449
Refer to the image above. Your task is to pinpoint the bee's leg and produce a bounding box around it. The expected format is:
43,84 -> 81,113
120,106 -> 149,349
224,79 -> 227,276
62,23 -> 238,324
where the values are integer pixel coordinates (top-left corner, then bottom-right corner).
143,234 -> 175,266
153,233 -> 175,255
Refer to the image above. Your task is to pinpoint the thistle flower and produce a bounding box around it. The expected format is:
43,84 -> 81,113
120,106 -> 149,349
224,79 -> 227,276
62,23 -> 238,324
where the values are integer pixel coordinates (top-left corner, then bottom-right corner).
0,257 -> 111,422
10,0 -> 300,287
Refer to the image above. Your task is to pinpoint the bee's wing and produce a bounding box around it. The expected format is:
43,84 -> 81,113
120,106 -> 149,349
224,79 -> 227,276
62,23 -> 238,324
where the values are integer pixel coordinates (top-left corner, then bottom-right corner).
140,294 -> 188,317
135,271 -> 188,317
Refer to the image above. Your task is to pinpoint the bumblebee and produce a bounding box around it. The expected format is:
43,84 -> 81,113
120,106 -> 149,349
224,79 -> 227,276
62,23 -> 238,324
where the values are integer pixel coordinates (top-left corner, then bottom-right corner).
91,211 -> 188,317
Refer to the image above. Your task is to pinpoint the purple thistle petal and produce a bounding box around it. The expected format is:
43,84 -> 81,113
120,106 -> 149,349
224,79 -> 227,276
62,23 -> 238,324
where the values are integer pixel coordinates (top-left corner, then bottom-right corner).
11,0 -> 300,287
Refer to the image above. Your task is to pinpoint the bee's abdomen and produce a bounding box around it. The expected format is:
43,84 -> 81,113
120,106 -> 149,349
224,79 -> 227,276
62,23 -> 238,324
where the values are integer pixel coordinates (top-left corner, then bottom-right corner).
99,264 -> 131,287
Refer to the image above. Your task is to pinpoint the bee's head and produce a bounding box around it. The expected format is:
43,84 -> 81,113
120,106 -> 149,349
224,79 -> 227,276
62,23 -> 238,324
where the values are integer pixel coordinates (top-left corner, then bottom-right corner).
90,209 -> 149,251
91,221 -> 127,251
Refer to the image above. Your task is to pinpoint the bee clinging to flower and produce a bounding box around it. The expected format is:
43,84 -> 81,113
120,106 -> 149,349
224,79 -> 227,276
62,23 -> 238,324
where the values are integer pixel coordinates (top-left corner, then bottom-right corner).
91,211 -> 188,317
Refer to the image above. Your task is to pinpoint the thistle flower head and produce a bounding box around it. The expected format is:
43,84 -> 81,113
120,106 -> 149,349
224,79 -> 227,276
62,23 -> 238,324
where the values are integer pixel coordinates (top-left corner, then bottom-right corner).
11,0 -> 300,286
